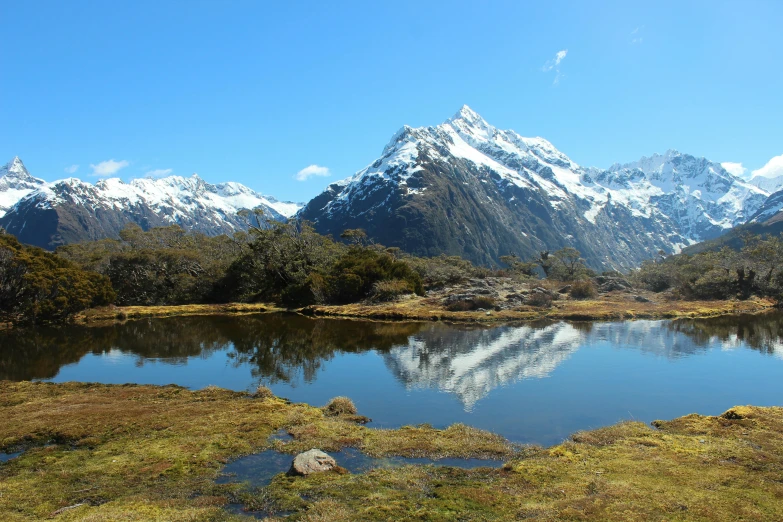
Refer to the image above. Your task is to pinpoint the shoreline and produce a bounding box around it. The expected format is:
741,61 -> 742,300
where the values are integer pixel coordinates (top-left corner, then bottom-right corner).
68,295 -> 778,327
1,381 -> 781,520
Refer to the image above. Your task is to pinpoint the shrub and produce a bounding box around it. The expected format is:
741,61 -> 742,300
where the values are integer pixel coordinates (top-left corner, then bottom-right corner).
445,296 -> 496,311
0,233 -> 115,324
569,280 -> 597,299
371,279 -> 413,302
632,260 -> 676,292
403,254 -> 489,288
325,247 -> 423,304
471,296 -> 496,310
527,292 -> 553,308
254,385 -> 274,400
324,396 -> 357,416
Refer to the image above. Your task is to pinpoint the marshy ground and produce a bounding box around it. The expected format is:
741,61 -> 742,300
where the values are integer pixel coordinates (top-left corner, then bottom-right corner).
1,381 -> 781,520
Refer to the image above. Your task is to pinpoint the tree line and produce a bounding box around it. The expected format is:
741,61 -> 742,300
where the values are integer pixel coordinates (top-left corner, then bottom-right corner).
631,234 -> 783,302
2,215 -> 781,325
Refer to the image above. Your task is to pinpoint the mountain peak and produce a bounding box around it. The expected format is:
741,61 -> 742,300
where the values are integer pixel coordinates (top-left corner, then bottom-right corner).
447,105 -> 489,128
1,156 -> 30,178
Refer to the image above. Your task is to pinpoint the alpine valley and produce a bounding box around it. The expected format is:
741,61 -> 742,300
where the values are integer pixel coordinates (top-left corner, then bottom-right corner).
2,106 -> 781,268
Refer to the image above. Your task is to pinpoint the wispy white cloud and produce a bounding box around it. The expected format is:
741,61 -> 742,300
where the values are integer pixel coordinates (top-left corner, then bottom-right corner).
145,168 -> 173,178
542,49 -> 568,85
64,164 -> 79,174
90,159 -> 129,177
295,164 -> 331,181
721,162 -> 747,178
542,49 -> 567,72
630,26 -> 644,44
751,154 -> 783,180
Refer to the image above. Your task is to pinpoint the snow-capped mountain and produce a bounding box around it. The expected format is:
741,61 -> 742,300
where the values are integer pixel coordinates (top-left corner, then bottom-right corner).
749,188 -> 783,225
299,106 -> 769,268
0,157 -> 46,216
747,154 -> 783,194
0,158 -> 301,249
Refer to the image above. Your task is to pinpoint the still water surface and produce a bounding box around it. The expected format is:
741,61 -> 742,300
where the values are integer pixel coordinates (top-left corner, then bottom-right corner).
1,312 -> 781,446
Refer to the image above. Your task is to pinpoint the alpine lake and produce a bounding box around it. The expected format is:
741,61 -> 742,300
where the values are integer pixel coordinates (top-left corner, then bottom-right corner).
2,311 -> 781,447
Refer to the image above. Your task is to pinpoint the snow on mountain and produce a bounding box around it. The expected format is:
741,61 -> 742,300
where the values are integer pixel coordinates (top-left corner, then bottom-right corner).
749,188 -> 783,224
600,150 -> 768,239
0,159 -> 302,249
0,157 -> 46,217
301,105 -> 769,268
748,154 -> 783,194
20,173 -> 298,222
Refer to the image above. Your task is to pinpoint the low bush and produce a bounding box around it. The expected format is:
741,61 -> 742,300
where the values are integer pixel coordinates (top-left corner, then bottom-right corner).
404,254 -> 490,288
254,385 -> 275,400
445,296 -> 496,312
471,296 -> 496,309
371,279 -> 413,302
527,292 -> 553,308
569,280 -> 597,299
325,248 -> 423,304
324,396 -> 357,416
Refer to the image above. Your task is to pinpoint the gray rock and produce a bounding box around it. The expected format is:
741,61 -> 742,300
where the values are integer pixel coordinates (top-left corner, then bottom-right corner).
288,449 -> 337,476
634,295 -> 651,303
597,276 -> 633,293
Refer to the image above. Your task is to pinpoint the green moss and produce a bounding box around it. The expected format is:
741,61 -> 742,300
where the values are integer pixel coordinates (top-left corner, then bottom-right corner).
1,382 -> 781,521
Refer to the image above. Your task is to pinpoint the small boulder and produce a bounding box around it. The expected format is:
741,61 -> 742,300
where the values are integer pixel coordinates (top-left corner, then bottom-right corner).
633,295 -> 651,303
288,449 -> 336,476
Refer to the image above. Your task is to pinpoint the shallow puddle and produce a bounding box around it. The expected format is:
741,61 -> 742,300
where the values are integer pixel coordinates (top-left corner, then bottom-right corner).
217,447 -> 504,518
0,452 -> 21,463
217,447 -> 504,489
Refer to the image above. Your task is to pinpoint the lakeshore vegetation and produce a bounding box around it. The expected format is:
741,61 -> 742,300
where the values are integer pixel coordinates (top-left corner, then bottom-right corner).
0,381 -> 781,521
1,219 -> 782,325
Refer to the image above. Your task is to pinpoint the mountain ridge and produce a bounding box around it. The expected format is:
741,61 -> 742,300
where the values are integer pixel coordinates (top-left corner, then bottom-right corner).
0,107 -> 773,265
299,106 -> 769,268
0,158 -> 302,249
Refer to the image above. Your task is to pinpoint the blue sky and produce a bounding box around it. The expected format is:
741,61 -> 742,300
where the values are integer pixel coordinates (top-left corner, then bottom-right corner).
1,0 -> 781,201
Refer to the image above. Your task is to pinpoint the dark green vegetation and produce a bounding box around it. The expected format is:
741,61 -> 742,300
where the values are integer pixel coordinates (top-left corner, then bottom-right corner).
223,222 -> 423,306
4,215 -> 782,326
1,381 -> 781,521
0,233 -> 113,325
633,235 -> 783,303
56,222 -> 427,312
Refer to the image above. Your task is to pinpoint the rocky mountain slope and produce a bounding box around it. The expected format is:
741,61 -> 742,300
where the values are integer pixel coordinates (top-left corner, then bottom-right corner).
749,188 -> 783,226
680,187 -> 783,254
0,157 -> 46,216
299,106 -> 769,269
0,158 -> 300,250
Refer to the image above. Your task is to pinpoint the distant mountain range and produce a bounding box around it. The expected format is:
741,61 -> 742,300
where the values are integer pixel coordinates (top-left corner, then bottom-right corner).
0,157 -> 301,249
300,106 -> 772,268
1,106 -> 780,266
682,186 -> 783,254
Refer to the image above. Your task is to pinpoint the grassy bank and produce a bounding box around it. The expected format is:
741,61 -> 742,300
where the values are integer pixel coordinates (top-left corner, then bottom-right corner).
0,382 -> 781,520
73,294 -> 776,327
73,303 -> 284,325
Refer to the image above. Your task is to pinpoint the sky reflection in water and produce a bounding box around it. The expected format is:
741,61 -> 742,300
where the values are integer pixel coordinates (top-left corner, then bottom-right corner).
1,312 -> 781,446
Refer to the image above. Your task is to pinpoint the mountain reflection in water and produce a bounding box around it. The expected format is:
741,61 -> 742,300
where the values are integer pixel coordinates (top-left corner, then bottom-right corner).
0,312 -> 781,444
1,312 -> 781,391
